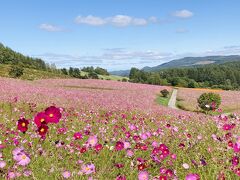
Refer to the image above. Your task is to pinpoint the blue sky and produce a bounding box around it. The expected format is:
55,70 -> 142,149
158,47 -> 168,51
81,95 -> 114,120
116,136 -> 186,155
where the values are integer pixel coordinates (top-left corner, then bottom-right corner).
1,0 -> 240,70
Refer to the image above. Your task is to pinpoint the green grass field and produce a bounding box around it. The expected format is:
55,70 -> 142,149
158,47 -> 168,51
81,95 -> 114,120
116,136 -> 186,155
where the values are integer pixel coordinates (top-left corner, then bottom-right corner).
155,91 -> 172,106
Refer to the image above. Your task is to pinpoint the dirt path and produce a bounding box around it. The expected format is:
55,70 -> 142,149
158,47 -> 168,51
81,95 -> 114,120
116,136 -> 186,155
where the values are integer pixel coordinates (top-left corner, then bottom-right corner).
168,88 -> 178,109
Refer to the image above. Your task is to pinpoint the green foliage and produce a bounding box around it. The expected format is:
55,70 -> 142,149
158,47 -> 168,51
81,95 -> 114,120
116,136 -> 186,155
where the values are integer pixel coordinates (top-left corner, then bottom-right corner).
8,66 -> 24,78
188,79 -> 199,88
122,78 -> 128,82
129,61 -> 240,90
61,68 -> 68,75
160,89 -> 169,98
0,42 -> 47,71
88,71 -> 99,79
94,67 -> 109,75
197,93 -> 221,111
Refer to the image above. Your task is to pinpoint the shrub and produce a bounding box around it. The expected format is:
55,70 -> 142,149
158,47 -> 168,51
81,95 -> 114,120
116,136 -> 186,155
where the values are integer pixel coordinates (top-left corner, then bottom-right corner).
122,78 -> 128,82
9,66 -> 24,78
88,72 -> 99,79
197,92 -> 221,111
160,89 -> 170,98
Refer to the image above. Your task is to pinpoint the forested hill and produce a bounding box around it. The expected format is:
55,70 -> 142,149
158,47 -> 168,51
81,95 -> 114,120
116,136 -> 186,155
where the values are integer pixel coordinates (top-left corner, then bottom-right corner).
142,55 -> 240,72
0,43 -> 47,70
129,61 -> 240,90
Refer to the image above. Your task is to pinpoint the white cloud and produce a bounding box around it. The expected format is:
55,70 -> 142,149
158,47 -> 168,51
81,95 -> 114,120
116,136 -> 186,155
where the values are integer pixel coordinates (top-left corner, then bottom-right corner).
109,15 -> 132,26
75,15 -> 151,27
75,15 -> 106,26
173,10 -> 193,18
39,24 -> 63,32
34,49 -> 174,70
148,16 -> 158,23
132,18 -> 148,26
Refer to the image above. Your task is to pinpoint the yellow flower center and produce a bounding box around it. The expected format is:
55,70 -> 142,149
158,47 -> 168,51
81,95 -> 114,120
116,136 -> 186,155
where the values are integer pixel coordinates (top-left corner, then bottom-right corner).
22,155 -> 27,159
90,139 -> 95,144
40,128 -> 45,132
85,167 -> 90,171
40,118 -> 45,122
49,114 -> 54,118
22,122 -> 26,127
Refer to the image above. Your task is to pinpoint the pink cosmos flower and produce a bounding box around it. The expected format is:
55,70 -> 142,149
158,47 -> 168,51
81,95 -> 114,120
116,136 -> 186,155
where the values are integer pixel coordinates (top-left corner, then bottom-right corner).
15,153 -> 31,166
23,170 -> 32,177
7,171 -> 16,179
126,150 -> 134,157
87,136 -> 98,147
124,141 -> 131,149
12,147 -> 24,159
0,161 -> 6,168
81,164 -> 95,175
138,171 -> 149,180
140,133 -> 148,140
62,171 -> 71,179
185,173 -> 200,180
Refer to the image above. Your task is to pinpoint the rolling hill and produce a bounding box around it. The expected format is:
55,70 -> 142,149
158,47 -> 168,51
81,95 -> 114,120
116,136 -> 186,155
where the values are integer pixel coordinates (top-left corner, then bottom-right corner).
142,55 -> 240,72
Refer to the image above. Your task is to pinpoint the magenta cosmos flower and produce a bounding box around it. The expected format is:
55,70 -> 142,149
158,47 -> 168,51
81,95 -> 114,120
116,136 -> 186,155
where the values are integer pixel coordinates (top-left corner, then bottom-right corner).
44,106 -> 62,124
73,132 -> 82,140
138,171 -> 149,180
17,118 -> 29,133
115,141 -> 124,151
185,173 -> 200,180
222,124 -> 232,131
232,156 -> 239,166
34,112 -> 48,127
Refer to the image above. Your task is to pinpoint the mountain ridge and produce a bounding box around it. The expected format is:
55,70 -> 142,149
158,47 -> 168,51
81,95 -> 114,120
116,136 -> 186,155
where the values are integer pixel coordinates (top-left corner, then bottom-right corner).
110,55 -> 240,76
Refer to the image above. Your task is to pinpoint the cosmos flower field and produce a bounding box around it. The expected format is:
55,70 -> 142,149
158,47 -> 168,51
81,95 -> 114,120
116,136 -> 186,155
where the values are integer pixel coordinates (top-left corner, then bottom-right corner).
0,77 -> 239,179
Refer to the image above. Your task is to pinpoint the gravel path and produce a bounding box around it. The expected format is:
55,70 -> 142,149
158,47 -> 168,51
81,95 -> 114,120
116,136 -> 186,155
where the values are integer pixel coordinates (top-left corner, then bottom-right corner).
168,88 -> 178,109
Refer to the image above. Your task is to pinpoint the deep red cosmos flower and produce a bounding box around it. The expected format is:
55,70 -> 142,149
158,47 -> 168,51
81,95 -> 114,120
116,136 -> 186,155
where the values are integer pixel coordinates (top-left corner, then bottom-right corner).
138,163 -> 147,171
80,146 -> 87,153
165,169 -> 173,177
159,176 -> 167,180
34,112 -> 48,127
94,144 -> 103,152
17,118 -> 29,133
45,106 -> 61,124
38,124 -> 49,136
115,141 -> 124,151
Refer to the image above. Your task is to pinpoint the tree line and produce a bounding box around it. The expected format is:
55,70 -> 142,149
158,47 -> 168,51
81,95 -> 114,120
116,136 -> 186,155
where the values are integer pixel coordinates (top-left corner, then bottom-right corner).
60,66 -> 109,79
129,61 -> 240,90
